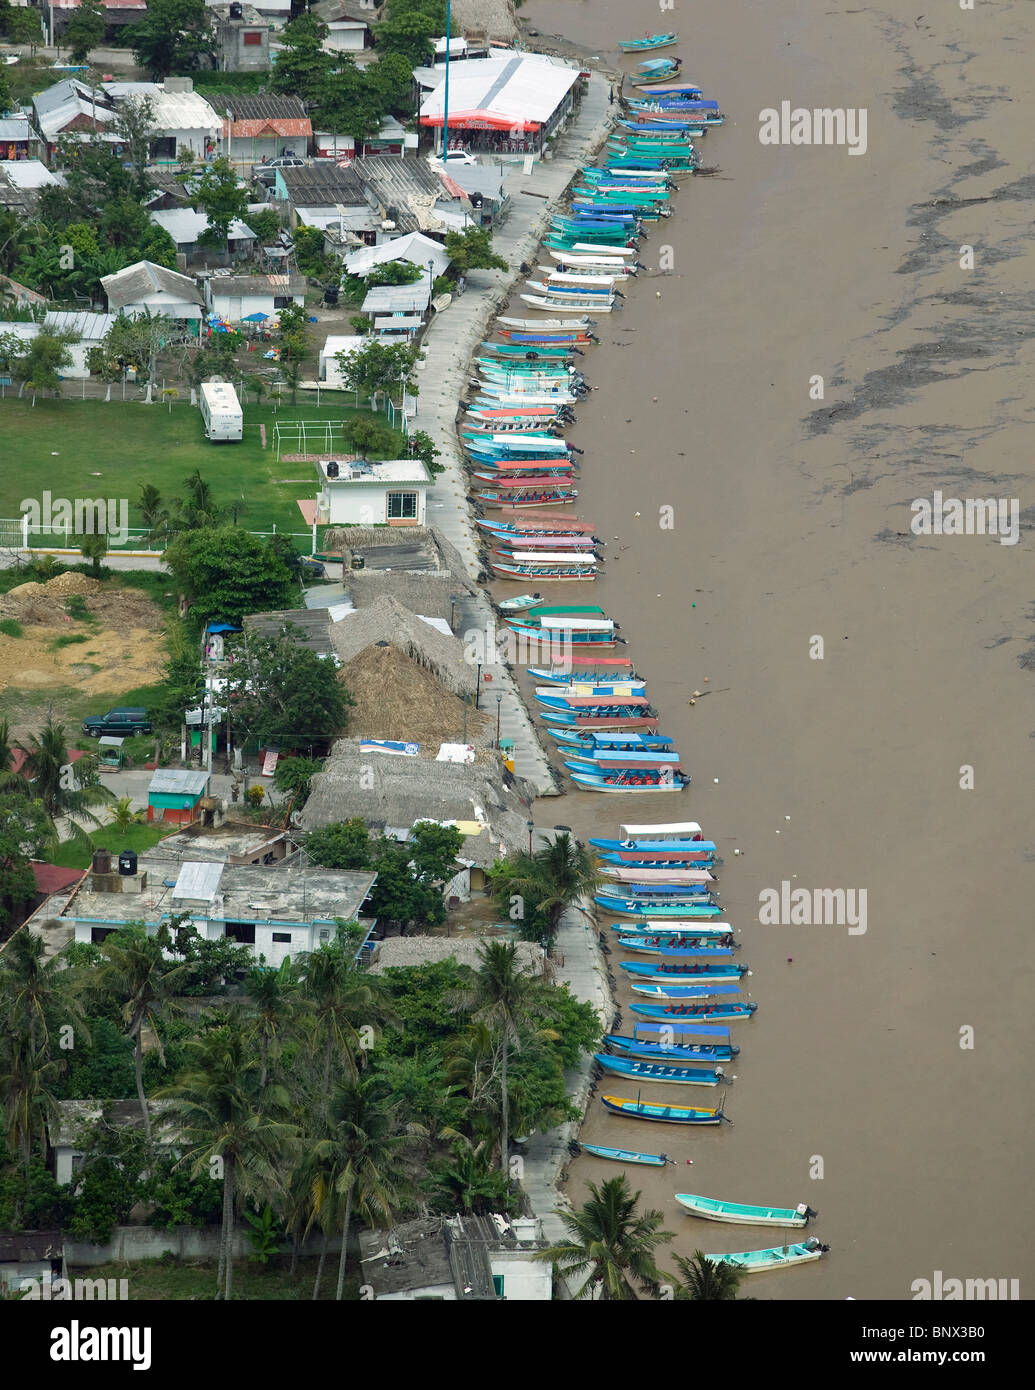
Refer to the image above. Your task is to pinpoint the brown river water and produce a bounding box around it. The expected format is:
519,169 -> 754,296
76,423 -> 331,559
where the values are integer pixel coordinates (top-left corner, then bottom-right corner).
494,0 -> 1034,1299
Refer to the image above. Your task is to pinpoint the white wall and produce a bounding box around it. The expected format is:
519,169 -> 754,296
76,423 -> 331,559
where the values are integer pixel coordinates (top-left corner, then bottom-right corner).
209,291 -> 274,323
491,1251 -> 553,1300
321,480 -> 427,526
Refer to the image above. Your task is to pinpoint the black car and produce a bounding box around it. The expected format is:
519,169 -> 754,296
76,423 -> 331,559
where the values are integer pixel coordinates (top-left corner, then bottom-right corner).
82,707 -> 153,737
298,558 -> 326,579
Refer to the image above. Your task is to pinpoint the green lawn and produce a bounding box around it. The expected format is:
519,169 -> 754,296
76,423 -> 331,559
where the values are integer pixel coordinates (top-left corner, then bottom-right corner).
0,398 -> 406,539
51,822 -> 173,871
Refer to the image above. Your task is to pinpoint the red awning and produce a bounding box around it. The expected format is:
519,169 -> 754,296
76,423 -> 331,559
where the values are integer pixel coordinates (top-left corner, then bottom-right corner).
420,112 -> 540,132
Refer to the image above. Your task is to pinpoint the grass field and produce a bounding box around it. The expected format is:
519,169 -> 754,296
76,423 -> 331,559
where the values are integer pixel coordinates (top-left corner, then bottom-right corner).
0,398 -> 407,538
50,821 -> 173,871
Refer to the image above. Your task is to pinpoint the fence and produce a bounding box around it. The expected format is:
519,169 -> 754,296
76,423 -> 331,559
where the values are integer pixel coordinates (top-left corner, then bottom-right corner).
0,519 -> 316,556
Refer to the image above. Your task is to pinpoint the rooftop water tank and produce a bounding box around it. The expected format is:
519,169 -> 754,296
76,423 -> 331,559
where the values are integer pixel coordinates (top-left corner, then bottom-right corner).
118,849 -> 138,876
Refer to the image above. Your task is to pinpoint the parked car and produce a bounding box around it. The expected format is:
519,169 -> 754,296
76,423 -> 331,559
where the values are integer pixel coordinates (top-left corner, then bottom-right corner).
298,558 -> 325,578
427,149 -> 479,168
82,708 -> 153,737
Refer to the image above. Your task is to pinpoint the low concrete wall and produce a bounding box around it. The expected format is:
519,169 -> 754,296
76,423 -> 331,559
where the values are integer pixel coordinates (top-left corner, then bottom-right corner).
65,1225 -> 326,1266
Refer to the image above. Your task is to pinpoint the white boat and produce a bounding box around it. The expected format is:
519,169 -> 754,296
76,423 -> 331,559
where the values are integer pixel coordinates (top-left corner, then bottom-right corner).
540,262 -> 633,282
621,822 -> 704,841
520,294 -> 616,313
497,316 -> 594,330
676,1194 -> 816,1229
566,243 -> 637,258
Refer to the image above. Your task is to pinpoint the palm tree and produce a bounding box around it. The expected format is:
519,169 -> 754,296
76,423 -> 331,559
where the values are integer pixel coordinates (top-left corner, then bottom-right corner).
94,925 -> 192,1139
15,718 -> 114,846
106,796 -> 145,835
535,1175 -> 674,1300
0,718 -> 21,794
138,484 -> 169,544
306,1077 -> 408,1301
451,941 -> 555,1177
0,1030 -> 60,1193
298,942 -> 391,1094
0,927 -> 86,1056
527,831 -> 602,942
158,1022 -> 297,1299
243,958 -> 302,1087
179,470 -> 221,529
430,1141 -> 513,1216
670,1250 -> 748,1301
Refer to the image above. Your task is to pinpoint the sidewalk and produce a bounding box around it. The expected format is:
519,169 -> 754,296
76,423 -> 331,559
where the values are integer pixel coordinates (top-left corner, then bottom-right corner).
415,73 -> 617,799
521,896 -> 613,1248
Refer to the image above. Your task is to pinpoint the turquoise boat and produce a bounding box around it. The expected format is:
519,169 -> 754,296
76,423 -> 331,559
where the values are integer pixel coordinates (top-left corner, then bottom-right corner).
618,33 -> 678,53
704,1239 -> 829,1272
595,896 -> 722,918
676,1193 -> 817,1228
580,1143 -> 674,1166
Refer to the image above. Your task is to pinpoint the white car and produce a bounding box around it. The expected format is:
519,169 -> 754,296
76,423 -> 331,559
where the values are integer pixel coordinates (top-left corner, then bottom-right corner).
428,148 -> 479,168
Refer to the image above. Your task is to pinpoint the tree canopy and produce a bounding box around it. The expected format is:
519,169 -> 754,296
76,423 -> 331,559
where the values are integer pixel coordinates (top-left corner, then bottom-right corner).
225,627 -> 353,748
129,0 -> 216,79
163,526 -> 296,629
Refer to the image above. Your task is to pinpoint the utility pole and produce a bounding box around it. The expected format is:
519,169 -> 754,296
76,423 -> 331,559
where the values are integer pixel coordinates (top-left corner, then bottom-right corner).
442,0 -> 451,161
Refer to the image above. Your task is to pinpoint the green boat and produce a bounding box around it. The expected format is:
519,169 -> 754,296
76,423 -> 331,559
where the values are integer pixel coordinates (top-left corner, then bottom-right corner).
618,33 -> 678,53
704,1239 -> 829,1272
676,1194 -> 817,1228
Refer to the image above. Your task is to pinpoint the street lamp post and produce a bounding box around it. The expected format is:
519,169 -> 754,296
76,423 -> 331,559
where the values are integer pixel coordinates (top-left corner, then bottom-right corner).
495,692 -> 502,746
475,662 -> 482,709
527,820 -> 534,855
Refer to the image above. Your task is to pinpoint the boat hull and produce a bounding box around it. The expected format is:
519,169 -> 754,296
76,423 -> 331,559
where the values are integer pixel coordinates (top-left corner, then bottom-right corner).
601,1094 -> 724,1125
675,1194 -> 812,1228
704,1240 -> 827,1273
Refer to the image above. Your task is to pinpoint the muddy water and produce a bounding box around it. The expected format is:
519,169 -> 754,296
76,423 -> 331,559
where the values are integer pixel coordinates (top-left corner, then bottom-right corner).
500,0 -> 1034,1299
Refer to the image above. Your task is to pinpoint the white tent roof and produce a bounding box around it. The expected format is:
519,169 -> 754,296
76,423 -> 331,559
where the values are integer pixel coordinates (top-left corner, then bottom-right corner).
419,55 -> 581,130
344,232 -> 450,279
150,208 -> 255,244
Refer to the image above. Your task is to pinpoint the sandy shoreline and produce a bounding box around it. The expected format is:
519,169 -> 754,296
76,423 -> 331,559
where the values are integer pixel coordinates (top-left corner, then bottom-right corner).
502,0 -> 1032,1298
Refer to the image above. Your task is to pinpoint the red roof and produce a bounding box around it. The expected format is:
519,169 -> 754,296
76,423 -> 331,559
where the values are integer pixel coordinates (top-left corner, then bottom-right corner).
31,863 -> 86,895
224,118 -> 312,139
10,748 -> 85,778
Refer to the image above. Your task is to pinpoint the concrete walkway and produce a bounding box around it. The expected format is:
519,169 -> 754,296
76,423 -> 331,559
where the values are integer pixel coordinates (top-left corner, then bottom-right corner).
415,73 -> 617,798
520,896 -> 613,1248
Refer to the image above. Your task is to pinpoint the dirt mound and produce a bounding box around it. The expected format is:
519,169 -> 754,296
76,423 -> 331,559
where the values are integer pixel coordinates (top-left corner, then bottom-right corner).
7,573 -> 102,600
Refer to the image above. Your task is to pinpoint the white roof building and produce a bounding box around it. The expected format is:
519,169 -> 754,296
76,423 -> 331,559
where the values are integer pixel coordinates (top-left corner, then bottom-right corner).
150,208 -> 256,249
343,232 -> 451,280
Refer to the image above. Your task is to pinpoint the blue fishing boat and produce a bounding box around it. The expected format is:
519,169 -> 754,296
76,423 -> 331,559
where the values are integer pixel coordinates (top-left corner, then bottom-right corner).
601,1094 -> 729,1125
604,1031 -> 739,1063
554,730 -> 673,750
593,1054 -> 727,1086
617,940 -> 733,958
676,1193 -> 816,1228
599,851 -> 717,868
579,1143 -> 674,1166
618,33 -> 678,53
636,56 -> 682,78
634,80 -> 704,97
591,836 -> 713,853
570,769 -> 689,793
629,1001 -> 758,1021
622,960 -> 747,979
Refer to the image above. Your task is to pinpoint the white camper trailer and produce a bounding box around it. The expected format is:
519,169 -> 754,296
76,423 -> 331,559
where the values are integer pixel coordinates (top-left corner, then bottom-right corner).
200,381 -> 243,443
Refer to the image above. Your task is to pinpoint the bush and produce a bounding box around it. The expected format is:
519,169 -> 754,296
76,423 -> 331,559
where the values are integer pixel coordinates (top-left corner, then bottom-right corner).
0,618 -> 23,638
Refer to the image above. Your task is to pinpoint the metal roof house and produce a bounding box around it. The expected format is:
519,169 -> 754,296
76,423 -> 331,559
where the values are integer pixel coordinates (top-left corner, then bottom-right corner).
149,208 -> 256,258
209,92 -> 311,163
203,271 -> 306,323
358,1216 -> 551,1301
147,768 -> 211,824
100,260 -> 205,331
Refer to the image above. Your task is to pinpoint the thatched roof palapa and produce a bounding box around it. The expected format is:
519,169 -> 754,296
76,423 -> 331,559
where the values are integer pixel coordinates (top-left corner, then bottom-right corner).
330,594 -> 474,697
